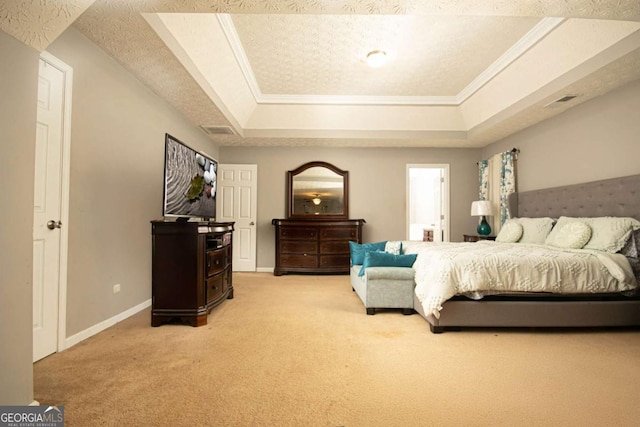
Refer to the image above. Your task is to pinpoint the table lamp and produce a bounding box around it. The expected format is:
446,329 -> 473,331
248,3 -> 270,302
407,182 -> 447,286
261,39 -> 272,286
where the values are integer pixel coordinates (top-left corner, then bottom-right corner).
471,200 -> 493,236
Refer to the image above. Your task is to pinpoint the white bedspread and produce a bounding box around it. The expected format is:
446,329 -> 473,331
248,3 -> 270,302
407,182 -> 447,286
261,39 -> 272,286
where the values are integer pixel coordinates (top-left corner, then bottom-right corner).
403,242 -> 638,319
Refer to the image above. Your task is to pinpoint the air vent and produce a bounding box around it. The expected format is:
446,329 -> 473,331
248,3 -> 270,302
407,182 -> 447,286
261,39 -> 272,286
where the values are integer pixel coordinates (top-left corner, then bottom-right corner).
554,95 -> 578,103
200,125 -> 237,135
545,94 -> 579,108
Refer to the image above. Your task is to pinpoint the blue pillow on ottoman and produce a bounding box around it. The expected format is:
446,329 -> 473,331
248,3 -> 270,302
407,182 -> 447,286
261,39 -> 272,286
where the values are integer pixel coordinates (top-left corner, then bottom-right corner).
358,251 -> 418,277
349,241 -> 387,265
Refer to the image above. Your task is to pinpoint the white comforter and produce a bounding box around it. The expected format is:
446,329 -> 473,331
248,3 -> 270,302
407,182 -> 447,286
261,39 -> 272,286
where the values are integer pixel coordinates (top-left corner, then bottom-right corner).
403,241 -> 638,319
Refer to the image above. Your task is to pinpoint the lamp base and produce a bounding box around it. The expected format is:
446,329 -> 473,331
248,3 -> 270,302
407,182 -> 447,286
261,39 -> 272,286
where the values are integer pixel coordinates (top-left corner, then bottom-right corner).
477,216 -> 492,236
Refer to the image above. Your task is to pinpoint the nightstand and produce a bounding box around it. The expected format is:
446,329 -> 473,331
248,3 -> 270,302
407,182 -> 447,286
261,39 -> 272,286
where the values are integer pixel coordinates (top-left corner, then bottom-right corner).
463,235 -> 496,242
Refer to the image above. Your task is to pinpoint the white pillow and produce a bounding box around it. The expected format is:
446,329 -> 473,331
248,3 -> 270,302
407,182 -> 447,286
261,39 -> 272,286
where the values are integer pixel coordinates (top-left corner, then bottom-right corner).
496,220 -> 523,243
385,241 -> 403,255
545,221 -> 592,249
552,216 -> 640,253
510,217 -> 554,244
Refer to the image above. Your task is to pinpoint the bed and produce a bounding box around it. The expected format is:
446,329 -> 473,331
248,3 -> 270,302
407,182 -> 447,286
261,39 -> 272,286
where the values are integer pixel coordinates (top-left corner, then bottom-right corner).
410,174 -> 640,333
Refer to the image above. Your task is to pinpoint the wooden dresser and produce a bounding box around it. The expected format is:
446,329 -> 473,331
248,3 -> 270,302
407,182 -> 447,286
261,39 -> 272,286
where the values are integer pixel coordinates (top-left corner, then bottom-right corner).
272,218 -> 365,275
151,221 -> 234,327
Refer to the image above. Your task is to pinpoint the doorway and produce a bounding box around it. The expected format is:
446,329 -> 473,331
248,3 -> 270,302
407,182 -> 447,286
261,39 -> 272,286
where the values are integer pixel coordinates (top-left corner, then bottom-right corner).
406,164 -> 449,242
216,164 -> 258,271
33,52 -> 72,362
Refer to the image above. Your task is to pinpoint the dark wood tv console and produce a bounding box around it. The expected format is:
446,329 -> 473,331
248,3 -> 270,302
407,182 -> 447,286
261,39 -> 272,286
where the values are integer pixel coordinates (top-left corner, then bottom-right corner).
151,220 -> 234,327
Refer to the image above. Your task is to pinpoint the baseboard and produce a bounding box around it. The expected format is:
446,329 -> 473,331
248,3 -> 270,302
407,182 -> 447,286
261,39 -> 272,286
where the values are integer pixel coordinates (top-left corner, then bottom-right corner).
256,267 -> 274,273
64,299 -> 151,350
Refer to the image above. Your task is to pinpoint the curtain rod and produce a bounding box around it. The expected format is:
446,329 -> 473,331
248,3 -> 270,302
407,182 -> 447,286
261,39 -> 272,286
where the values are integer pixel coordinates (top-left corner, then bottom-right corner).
476,147 -> 520,165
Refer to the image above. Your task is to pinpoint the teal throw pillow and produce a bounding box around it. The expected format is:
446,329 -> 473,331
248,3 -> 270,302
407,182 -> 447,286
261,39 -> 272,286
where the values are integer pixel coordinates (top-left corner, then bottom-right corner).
349,241 -> 387,265
358,251 -> 418,277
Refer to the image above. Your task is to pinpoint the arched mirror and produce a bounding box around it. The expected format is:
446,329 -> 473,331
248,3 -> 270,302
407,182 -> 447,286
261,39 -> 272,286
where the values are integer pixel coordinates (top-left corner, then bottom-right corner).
287,161 -> 349,219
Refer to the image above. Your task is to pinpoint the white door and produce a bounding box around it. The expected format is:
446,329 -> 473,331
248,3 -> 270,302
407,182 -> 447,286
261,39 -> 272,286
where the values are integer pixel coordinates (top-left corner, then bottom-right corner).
217,164 -> 258,271
406,164 -> 450,242
33,54 -> 72,362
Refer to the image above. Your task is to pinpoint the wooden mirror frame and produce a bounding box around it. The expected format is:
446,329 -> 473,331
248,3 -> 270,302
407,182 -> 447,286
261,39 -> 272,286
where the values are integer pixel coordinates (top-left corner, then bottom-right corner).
287,161 -> 349,219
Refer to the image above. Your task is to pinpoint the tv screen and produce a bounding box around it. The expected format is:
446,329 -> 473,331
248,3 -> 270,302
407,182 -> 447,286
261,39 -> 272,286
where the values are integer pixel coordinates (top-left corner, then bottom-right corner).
163,133 -> 217,220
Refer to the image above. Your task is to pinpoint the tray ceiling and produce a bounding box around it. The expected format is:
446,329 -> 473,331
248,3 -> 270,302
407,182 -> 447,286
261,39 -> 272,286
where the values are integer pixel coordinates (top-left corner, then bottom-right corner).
231,14 -> 541,97
3,0 -> 640,147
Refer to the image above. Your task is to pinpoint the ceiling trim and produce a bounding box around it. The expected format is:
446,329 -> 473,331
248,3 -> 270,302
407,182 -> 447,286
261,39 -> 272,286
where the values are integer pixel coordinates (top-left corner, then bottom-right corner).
219,14 -> 564,106
456,17 -> 565,103
217,13 -> 261,104
252,94 -> 460,106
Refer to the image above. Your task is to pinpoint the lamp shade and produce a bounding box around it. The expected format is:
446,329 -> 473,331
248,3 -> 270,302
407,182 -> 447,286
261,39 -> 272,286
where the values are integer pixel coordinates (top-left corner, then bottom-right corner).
471,200 -> 493,216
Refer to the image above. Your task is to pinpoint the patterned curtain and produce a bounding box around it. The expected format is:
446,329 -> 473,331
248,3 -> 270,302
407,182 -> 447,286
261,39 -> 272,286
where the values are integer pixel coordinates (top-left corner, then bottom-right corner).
477,150 -> 518,233
499,151 -> 516,225
478,160 -> 489,201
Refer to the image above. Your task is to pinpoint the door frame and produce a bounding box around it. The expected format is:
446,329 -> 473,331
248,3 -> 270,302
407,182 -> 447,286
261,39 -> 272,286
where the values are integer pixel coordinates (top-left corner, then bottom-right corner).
405,164 -> 450,242
38,51 -> 72,354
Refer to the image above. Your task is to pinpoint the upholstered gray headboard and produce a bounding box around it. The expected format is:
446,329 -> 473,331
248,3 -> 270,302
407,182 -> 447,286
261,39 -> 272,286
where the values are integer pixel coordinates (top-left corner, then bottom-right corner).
507,174 -> 640,221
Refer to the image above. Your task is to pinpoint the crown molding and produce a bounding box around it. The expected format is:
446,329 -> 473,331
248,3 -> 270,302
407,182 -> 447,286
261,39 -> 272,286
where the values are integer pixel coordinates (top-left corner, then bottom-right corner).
255,94 -> 460,106
217,13 -> 262,103
456,17 -> 565,103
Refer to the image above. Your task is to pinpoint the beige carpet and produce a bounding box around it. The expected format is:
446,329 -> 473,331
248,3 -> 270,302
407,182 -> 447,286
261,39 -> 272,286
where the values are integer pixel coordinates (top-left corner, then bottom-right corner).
35,273 -> 640,426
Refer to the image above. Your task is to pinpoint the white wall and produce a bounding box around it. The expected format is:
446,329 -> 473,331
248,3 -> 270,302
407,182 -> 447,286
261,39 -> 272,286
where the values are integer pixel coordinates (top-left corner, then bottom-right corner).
482,79 -> 640,191
0,30 -> 39,405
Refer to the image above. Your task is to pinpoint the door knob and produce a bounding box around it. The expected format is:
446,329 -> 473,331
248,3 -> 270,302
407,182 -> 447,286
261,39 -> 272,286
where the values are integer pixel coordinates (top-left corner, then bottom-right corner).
249,221 -> 255,226
47,220 -> 62,230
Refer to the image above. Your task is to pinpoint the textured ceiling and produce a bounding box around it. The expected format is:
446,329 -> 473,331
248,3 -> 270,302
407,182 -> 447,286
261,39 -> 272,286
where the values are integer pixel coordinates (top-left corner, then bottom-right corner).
231,14 -> 540,97
0,0 -> 95,51
3,0 -> 640,147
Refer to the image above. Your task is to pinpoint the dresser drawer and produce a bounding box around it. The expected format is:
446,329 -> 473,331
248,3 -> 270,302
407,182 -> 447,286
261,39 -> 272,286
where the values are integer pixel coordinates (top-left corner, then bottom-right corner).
280,227 -> 317,240
280,254 -> 318,268
320,254 -> 351,268
319,240 -> 349,254
320,227 -> 359,240
281,240 -> 317,254
206,273 -> 224,303
206,248 -> 227,276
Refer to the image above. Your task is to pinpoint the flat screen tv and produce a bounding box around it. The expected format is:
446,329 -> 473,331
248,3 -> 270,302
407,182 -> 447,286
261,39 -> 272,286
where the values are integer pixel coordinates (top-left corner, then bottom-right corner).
163,133 -> 217,221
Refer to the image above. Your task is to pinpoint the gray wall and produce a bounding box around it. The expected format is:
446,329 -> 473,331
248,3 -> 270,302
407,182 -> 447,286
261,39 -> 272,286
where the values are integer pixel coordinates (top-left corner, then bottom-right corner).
220,79 -> 640,271
219,146 -> 481,269
1,25 -> 220,404
46,28 -> 219,337
0,31 -> 38,404
483,79 -> 640,191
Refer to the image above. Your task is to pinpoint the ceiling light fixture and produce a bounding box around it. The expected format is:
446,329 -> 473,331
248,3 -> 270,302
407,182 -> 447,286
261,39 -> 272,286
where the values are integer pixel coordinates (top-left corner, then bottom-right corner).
365,50 -> 387,68
312,194 -> 322,205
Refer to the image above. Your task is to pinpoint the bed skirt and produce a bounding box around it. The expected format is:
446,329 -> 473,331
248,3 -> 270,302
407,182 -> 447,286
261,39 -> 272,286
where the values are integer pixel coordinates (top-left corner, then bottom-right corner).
414,293 -> 640,333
